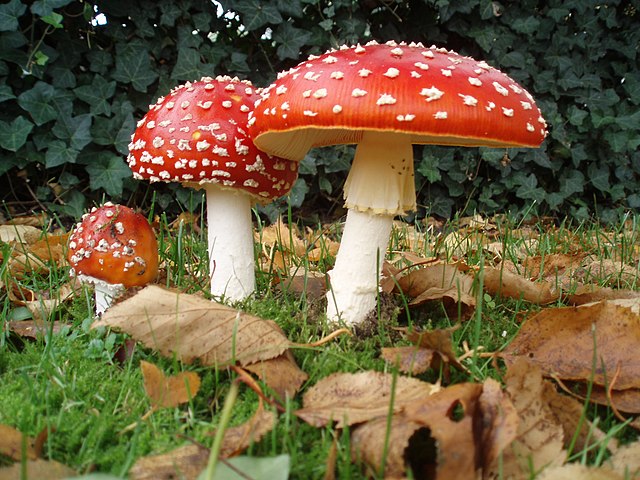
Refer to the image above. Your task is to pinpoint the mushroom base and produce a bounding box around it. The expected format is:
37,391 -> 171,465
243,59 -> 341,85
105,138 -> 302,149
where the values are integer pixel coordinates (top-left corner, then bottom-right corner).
326,209 -> 393,325
343,131 -> 416,216
206,186 -> 256,301
77,274 -> 124,315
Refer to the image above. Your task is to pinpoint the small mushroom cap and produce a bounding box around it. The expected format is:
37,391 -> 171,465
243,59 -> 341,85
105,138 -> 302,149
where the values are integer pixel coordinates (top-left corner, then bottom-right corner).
250,41 -> 548,161
67,203 -> 159,288
127,76 -> 299,204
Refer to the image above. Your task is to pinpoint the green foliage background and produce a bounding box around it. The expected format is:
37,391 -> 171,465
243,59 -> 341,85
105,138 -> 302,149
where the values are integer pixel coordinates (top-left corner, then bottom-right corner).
0,0 -> 638,222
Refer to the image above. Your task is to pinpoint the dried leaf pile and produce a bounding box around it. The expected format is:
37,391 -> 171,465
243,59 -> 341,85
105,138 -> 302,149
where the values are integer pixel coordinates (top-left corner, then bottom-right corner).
2,213 -> 640,478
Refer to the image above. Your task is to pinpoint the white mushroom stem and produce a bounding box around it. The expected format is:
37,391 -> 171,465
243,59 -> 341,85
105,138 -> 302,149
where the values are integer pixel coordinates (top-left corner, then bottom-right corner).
77,274 -> 124,316
326,131 -> 415,325
326,209 -> 393,324
206,185 -> 256,301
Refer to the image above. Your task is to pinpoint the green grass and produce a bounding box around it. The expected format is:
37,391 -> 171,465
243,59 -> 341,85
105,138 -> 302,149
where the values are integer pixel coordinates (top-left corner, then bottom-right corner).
1,209 -> 639,478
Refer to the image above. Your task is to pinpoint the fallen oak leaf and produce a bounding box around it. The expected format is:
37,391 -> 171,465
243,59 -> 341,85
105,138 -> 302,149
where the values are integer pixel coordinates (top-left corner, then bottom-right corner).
243,351 -> 308,400
296,371 -> 440,428
140,360 -> 201,409
0,424 -> 38,460
501,299 -> 640,390
0,458 -> 76,480
93,285 -> 291,367
483,265 -> 558,304
129,444 -> 209,480
488,358 -> 565,479
404,382 -> 484,480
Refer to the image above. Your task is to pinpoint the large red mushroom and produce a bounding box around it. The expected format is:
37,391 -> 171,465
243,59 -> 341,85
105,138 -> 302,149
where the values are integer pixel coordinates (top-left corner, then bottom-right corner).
249,41 -> 547,325
127,76 -> 298,301
68,203 -> 159,314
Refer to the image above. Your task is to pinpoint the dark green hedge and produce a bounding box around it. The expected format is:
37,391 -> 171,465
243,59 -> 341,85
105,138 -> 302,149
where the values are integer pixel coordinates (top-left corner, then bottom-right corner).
0,0 -> 638,222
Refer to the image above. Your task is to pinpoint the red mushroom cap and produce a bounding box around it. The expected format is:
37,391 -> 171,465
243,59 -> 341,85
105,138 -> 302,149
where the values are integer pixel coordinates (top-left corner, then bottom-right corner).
67,203 -> 159,288
127,76 -> 298,203
249,41 -> 548,161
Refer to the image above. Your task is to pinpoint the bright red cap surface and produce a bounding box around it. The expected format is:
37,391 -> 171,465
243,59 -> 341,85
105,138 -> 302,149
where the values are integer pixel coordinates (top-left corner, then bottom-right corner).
67,203 -> 159,287
127,76 -> 298,203
250,41 -> 548,161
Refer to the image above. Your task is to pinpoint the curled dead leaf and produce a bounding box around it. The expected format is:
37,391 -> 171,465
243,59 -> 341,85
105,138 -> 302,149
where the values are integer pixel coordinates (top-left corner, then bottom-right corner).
140,360 -> 201,409
93,285 -> 291,367
296,371 -> 439,428
129,444 -> 209,480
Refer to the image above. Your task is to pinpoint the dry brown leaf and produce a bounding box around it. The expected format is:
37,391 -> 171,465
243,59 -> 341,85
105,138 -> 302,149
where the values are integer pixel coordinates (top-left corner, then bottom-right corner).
0,424 -> 37,460
93,285 -> 291,367
0,458 -> 76,480
0,224 -> 41,244
405,326 -> 467,373
501,300 -> 640,390
478,378 -> 519,473
296,371 -> 439,428
8,232 -> 69,278
8,320 -> 65,339
381,346 -> 435,375
243,351 -> 308,399
536,463 -> 624,480
543,382 -> 617,454
483,265 -> 558,304
577,257 -> 640,288
129,444 -> 209,480
566,285 -> 640,305
275,268 -> 327,300
606,441 -> 640,478
404,382 -> 484,480
351,414 -> 426,479
394,262 -> 476,320
490,359 -> 565,479
140,360 -> 201,409
217,397 -> 277,458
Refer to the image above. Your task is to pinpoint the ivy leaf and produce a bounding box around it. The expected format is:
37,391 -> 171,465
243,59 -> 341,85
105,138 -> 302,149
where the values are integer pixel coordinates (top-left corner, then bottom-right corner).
85,153 -> 132,196
111,40 -> 158,92
0,116 -> 33,152
74,76 -> 116,116
45,140 -> 79,168
587,163 -> 610,193
52,113 -> 92,150
559,169 -> 585,197
0,0 -> 27,32
233,0 -> 282,31
206,454 -> 290,480
171,47 -> 207,81
515,173 -> 545,202
17,82 -> 59,125
273,23 -> 311,60
0,84 -> 15,103
30,0 -> 73,17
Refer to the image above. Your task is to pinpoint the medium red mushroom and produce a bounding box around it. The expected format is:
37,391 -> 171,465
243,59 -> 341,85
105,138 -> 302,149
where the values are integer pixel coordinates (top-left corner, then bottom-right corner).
127,76 -> 298,301
67,202 -> 159,314
249,41 -> 547,325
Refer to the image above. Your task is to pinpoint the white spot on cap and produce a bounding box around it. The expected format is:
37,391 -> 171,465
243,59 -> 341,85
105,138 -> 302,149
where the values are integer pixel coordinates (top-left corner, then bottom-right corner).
146,121 -> 156,129
222,100 -> 233,108
459,94 -> 478,106
376,94 -> 397,106
509,84 -> 523,94
411,71 -> 422,78
521,101 -> 532,110
526,123 -> 535,132
414,62 -> 429,71
276,85 -> 288,95
434,111 -> 448,119
397,114 -> 416,122
323,55 -> 338,64
352,88 -> 368,98
303,90 -> 312,98
468,77 -> 482,87
330,71 -> 345,79
196,140 -> 211,151
198,101 -> 213,109
304,71 -> 321,81
313,88 -> 328,99
390,47 -> 404,56
493,82 -> 509,96
486,101 -> 496,111
281,102 -> 290,111
502,107 -> 514,117
152,137 -> 164,148
420,86 -> 444,102
354,45 -> 366,54
422,50 -> 435,58
333,105 -> 343,114
383,67 -> 400,78
359,68 -> 372,77
441,69 -> 453,77
180,101 -> 190,108
303,110 -> 318,116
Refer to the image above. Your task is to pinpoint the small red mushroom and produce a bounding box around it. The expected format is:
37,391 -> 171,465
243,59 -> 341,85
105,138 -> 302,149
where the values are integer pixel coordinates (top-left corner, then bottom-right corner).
249,41 -> 547,325
67,202 -> 159,314
127,76 -> 298,301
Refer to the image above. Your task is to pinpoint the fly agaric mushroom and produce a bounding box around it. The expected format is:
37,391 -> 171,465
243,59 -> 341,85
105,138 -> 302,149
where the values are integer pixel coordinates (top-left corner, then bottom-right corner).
127,76 -> 298,301
67,202 -> 159,314
249,41 -> 547,325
